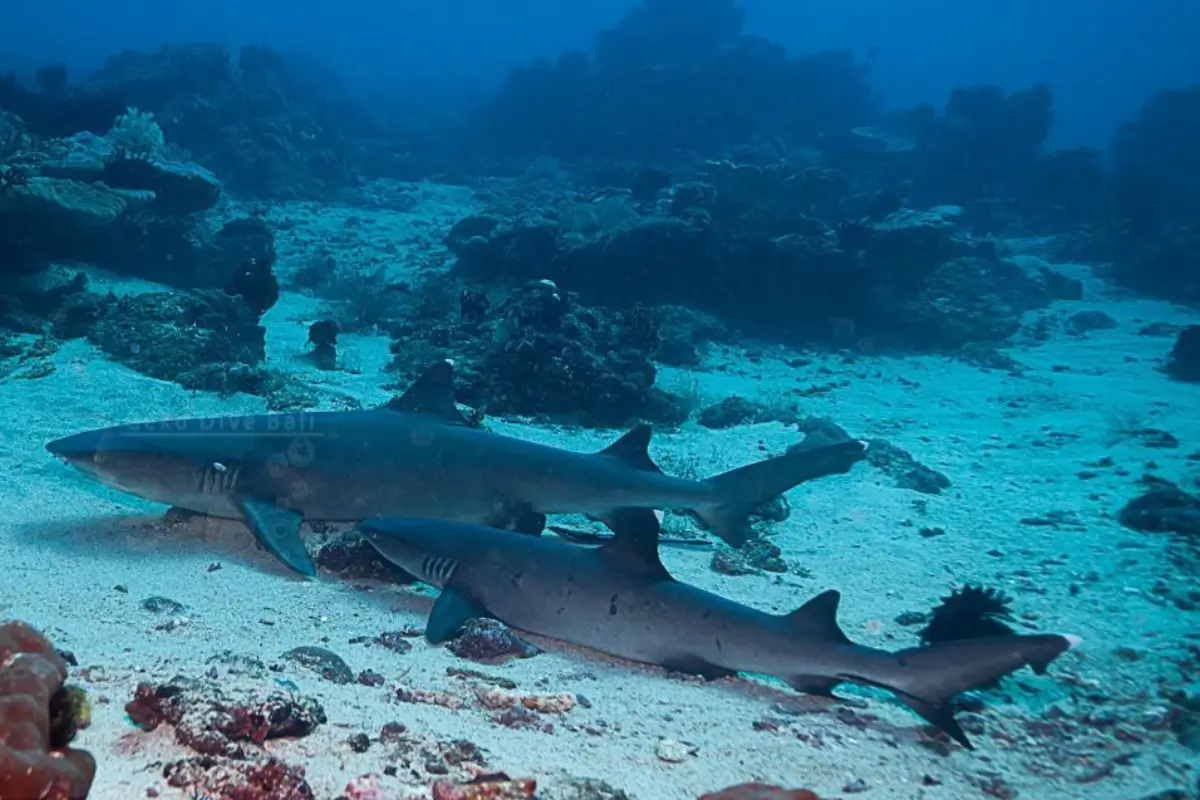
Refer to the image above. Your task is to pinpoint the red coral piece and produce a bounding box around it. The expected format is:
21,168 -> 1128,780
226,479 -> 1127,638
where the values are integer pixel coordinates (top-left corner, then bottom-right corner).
698,784 -> 824,800
0,620 -> 96,800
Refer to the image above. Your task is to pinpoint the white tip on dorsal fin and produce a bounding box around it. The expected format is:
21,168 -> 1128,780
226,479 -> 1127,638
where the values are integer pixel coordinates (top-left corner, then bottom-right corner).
654,509 -> 664,523
1061,634 -> 1084,650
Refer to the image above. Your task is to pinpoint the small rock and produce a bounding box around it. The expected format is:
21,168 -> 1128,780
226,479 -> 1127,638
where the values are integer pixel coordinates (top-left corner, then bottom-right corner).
1066,310 -> 1118,335
1119,487 -> 1200,536
654,739 -> 695,763
282,646 -> 355,684
743,539 -> 787,572
1166,325 -> 1200,382
357,670 -> 385,687
865,439 -> 951,495
556,778 -> 631,800
1133,428 -> 1179,449
447,619 -> 542,664
711,549 -> 758,576
1113,646 -> 1143,662
141,596 -> 185,614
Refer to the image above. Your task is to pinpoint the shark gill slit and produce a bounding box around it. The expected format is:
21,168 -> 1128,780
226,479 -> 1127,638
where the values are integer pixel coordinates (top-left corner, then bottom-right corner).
201,462 -> 241,496
422,555 -> 456,584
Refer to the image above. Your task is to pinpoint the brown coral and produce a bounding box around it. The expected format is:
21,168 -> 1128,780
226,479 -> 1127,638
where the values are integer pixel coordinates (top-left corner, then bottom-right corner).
0,620 -> 96,800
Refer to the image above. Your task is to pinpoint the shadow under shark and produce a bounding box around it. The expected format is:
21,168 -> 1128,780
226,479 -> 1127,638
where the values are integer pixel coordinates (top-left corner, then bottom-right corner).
44,361 -> 867,577
362,509 -> 1081,749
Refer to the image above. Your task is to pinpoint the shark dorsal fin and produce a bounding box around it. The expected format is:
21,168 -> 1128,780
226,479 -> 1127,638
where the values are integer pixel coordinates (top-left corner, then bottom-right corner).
783,590 -> 852,644
601,508 -> 672,580
599,424 -> 662,473
386,360 -> 472,425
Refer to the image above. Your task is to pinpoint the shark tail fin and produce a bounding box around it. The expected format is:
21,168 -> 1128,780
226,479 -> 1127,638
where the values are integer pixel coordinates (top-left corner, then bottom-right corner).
843,633 -> 1082,749
696,439 -> 866,546
778,591 -> 1081,748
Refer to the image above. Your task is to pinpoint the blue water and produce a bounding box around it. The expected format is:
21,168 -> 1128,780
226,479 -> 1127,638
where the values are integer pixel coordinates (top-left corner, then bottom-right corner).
6,0 -> 1199,146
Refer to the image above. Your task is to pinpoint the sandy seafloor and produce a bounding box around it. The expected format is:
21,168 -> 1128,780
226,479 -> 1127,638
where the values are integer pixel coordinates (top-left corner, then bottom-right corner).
1,188 -> 1198,799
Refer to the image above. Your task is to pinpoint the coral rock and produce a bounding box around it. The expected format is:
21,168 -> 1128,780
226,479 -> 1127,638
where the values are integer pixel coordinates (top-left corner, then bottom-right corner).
0,620 -> 96,800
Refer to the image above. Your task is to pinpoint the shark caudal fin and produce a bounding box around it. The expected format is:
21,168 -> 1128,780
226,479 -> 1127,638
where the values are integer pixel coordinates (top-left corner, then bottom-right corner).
854,633 -> 1082,749
696,439 -> 867,546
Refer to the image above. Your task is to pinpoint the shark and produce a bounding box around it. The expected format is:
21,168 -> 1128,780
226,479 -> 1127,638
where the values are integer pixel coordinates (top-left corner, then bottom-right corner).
45,361 -> 867,577
360,510 -> 1082,749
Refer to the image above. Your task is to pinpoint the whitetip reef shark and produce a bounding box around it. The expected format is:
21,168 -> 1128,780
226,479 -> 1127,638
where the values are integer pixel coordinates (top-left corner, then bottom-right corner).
45,361 -> 867,577
361,509 -> 1081,749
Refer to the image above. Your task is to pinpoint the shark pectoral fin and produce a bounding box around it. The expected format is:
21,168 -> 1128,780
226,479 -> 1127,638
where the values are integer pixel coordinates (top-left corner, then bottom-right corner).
384,360 -> 474,426
426,587 -> 488,644
236,497 -> 317,577
787,675 -> 841,696
660,655 -> 738,682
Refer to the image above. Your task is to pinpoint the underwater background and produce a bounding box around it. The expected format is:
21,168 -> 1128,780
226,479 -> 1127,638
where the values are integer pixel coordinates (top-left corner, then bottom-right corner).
1,0 -> 1199,797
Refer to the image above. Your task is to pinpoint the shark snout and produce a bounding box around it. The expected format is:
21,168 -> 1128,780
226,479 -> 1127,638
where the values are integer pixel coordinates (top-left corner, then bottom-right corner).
360,517 -> 463,564
46,430 -> 105,466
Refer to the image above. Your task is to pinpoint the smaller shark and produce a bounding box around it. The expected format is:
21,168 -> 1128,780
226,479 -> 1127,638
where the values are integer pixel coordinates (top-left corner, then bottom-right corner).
361,511 -> 1081,749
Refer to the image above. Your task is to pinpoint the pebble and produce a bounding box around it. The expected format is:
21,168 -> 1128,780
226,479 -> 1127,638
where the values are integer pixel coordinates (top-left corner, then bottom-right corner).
655,739 -> 695,763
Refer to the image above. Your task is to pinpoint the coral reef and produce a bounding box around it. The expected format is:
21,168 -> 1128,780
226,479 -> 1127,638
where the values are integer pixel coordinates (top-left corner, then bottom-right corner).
0,621 -> 95,799
0,112 -> 234,284
478,0 -> 870,162
387,279 -> 687,427
446,191 -> 1059,351
1111,85 -> 1200,228
49,284 -> 310,407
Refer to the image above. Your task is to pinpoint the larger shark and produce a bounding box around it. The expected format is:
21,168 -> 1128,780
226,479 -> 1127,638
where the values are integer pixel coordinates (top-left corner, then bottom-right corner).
45,361 -> 867,577
360,510 -> 1081,749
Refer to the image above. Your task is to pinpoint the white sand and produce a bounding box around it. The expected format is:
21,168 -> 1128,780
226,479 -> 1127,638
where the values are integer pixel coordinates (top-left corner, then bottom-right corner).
1,202 -> 1198,799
